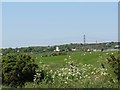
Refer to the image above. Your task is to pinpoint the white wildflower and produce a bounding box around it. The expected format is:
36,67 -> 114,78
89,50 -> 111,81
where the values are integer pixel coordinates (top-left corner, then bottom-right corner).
66,76 -> 68,80
68,69 -> 71,71
58,73 -> 61,76
52,75 -> 55,79
64,58 -> 67,61
111,53 -> 114,55
80,76 -> 82,79
85,75 -> 88,77
50,70 -> 52,73
72,73 -> 75,76
95,77 -> 99,81
68,72 -> 71,75
88,76 -> 90,79
65,81 -> 67,84
106,53 -> 109,55
91,72 -> 94,74
39,61 -> 42,64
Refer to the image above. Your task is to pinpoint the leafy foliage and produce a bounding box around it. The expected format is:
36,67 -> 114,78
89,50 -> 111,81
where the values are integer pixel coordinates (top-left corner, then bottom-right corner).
107,55 -> 120,83
2,53 -> 38,87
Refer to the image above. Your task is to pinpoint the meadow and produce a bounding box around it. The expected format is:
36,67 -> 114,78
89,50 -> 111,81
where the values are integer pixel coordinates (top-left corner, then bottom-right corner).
24,51 -> 119,88
34,51 -> 117,69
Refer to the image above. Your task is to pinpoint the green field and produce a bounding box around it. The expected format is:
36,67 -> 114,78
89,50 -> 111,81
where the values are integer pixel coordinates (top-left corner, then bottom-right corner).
34,51 -> 118,69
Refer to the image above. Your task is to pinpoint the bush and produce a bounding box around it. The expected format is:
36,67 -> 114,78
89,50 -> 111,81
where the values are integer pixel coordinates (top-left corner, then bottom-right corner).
107,55 -> 120,83
2,53 -> 38,88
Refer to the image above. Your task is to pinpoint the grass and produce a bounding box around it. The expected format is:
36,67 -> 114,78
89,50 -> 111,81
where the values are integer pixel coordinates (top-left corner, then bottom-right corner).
34,51 -> 118,69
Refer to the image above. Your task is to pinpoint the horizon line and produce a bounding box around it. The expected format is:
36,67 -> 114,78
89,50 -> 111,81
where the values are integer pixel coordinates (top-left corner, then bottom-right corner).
1,41 -> 118,49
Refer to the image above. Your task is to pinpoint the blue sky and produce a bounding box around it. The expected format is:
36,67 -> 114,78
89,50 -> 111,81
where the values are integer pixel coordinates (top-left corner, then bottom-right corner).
2,2 -> 118,48
0,2 -> 2,48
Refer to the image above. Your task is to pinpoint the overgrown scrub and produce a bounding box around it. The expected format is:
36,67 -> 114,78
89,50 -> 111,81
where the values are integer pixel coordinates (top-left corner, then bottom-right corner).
30,58 -> 118,88
2,53 -> 38,88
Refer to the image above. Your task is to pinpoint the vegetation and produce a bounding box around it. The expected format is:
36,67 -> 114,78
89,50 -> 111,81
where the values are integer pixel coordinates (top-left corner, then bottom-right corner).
2,53 -> 38,88
107,55 -> 120,83
1,42 -> 119,88
1,41 -> 118,55
24,52 -> 118,88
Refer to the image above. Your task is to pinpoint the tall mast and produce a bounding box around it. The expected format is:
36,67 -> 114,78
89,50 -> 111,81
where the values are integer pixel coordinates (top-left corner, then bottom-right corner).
84,34 -> 86,45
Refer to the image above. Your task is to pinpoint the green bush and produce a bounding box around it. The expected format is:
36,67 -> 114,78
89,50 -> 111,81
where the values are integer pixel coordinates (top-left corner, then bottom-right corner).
107,55 -> 120,83
2,53 -> 38,88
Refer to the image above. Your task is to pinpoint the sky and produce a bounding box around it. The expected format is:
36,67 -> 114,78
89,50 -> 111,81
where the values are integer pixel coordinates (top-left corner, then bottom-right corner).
2,2 -> 118,48
1,0 -> 119,2
0,2 -> 2,48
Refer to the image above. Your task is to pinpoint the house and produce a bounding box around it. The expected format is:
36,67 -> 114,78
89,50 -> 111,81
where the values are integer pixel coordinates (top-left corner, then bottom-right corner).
114,45 -> 119,49
54,46 -> 60,52
71,48 -> 76,51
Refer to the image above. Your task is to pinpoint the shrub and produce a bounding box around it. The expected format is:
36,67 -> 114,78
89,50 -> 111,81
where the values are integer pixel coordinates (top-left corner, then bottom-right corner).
2,53 -> 38,88
34,64 -> 53,84
107,55 -> 120,83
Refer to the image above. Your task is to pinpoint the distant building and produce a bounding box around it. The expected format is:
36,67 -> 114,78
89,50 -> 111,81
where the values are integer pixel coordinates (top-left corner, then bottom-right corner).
54,47 -> 60,52
115,45 -> 119,49
92,49 -> 101,52
71,48 -> 76,51
17,50 -> 19,53
93,49 -> 96,52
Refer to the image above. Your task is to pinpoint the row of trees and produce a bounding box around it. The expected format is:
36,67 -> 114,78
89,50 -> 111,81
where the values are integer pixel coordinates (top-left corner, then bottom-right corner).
2,42 -> 116,55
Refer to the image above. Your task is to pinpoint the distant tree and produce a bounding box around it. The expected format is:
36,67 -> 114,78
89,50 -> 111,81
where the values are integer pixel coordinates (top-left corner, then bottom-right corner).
101,48 -> 104,52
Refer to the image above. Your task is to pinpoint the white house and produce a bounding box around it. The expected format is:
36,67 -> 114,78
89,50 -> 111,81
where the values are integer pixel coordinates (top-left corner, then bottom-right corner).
115,45 -> 119,48
54,46 -> 60,52
71,48 -> 76,51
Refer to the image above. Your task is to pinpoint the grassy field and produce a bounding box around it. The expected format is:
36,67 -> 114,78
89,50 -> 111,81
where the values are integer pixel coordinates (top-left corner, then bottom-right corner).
34,51 -> 118,69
